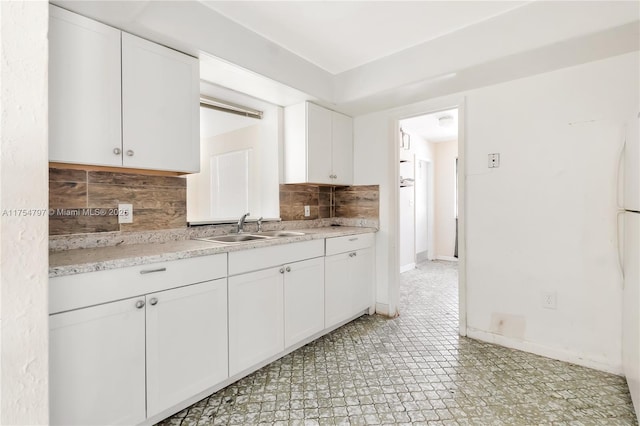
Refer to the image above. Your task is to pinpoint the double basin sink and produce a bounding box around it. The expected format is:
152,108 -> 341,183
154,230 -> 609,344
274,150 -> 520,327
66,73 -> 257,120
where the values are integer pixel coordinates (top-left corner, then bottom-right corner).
195,230 -> 306,244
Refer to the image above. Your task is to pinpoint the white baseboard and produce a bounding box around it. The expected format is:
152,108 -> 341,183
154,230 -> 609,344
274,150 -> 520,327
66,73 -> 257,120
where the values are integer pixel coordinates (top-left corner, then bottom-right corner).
375,302 -> 389,316
436,256 -> 458,262
400,263 -> 416,273
467,327 -> 623,376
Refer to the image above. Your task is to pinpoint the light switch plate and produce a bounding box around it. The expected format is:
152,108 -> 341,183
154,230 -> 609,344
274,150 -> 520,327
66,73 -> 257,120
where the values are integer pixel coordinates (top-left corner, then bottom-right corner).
118,203 -> 133,224
304,205 -> 310,217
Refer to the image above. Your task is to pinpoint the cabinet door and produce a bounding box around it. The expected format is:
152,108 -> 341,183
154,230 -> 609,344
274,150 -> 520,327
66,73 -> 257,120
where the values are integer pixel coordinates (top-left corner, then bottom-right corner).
49,5 -> 122,167
331,111 -> 354,185
122,33 -> 200,173
350,247 -> 374,314
324,252 -> 352,328
284,257 -> 325,348
306,102 -> 333,184
50,297 -> 146,426
145,279 -> 228,418
229,268 -> 284,376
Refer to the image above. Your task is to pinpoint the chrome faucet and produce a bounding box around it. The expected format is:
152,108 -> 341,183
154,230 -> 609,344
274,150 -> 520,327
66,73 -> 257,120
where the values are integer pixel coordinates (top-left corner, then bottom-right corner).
237,212 -> 250,233
257,217 -> 264,233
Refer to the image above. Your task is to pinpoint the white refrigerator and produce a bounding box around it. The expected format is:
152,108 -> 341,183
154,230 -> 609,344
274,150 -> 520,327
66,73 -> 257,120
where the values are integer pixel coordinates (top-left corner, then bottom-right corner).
622,111 -> 640,419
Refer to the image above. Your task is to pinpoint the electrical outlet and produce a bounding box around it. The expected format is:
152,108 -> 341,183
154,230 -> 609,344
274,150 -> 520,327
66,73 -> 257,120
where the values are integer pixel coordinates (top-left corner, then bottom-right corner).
488,153 -> 500,168
541,291 -> 557,309
304,205 -> 310,217
118,203 -> 133,224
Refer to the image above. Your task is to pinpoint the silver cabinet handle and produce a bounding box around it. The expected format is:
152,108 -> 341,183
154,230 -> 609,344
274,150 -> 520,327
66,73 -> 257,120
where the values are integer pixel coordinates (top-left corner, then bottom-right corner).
279,268 -> 285,274
113,147 -> 122,155
135,300 -> 145,309
286,266 -> 291,272
349,252 -> 357,257
140,267 -> 166,275
149,297 -> 158,306
348,238 -> 358,241
126,149 -> 134,156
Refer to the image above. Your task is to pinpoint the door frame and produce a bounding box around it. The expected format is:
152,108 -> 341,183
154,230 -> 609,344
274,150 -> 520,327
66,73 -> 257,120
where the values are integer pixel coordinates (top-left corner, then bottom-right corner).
389,96 -> 467,336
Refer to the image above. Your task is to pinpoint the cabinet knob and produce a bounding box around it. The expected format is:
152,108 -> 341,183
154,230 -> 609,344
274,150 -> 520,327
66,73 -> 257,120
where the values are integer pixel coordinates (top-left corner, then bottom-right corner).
113,148 -> 121,155
126,149 -> 134,157
349,252 -> 357,258
286,266 -> 291,272
279,268 -> 285,274
135,300 -> 145,309
149,297 -> 158,306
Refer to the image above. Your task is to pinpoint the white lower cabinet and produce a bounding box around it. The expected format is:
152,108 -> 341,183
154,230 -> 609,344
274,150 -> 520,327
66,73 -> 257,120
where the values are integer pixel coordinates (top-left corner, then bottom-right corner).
50,278 -> 228,425
228,268 -> 284,376
146,279 -> 228,418
50,296 -> 147,426
284,257 -> 325,348
50,233 -> 375,425
325,238 -> 374,329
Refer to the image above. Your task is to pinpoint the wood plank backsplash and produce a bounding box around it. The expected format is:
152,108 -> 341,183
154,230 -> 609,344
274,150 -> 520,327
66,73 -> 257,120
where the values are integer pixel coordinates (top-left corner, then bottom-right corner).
50,167 -> 379,236
49,167 -> 187,235
279,184 -> 379,221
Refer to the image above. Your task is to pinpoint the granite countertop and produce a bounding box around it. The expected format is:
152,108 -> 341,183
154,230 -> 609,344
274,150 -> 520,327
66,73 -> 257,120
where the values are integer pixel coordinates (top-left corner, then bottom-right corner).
49,227 -> 376,278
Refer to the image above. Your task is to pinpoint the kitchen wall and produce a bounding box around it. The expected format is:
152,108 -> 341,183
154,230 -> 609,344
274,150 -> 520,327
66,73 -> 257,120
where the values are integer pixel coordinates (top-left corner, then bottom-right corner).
279,184 -> 379,222
49,168 -> 187,235
50,169 -> 379,236
0,1 -> 49,424
434,139 -> 458,260
353,51 -> 639,373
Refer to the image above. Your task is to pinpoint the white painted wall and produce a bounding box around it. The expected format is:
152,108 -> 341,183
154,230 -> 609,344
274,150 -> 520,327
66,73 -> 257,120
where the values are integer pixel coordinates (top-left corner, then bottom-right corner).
0,1 -> 49,424
434,140 -> 458,260
353,52 -> 639,373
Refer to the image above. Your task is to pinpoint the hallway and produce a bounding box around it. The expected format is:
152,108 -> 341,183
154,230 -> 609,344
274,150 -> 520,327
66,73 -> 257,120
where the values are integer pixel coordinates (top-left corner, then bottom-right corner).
159,261 -> 637,425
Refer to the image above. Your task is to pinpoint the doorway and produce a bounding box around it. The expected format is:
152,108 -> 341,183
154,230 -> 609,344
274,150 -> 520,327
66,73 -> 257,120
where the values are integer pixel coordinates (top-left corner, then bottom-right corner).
397,107 -> 461,318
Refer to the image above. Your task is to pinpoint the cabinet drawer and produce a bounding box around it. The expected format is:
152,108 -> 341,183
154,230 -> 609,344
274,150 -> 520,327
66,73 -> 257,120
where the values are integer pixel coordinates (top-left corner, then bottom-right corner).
325,233 -> 375,256
50,253 -> 227,314
228,239 -> 324,276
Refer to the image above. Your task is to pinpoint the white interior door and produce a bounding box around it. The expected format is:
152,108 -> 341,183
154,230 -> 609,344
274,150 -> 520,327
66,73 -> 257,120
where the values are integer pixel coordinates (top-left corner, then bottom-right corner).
415,160 -> 430,258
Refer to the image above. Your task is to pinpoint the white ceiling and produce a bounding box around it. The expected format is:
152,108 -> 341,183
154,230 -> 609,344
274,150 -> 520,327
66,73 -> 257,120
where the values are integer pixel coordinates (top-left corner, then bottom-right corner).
52,1 -> 640,114
201,1 -> 527,74
401,108 -> 458,143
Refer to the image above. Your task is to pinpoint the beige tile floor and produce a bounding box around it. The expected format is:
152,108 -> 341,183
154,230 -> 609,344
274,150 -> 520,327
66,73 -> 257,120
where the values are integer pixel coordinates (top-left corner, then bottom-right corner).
158,260 -> 638,425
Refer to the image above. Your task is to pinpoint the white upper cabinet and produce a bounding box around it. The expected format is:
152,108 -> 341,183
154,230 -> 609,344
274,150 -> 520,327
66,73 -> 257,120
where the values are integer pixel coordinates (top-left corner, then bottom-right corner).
49,5 -> 122,167
284,102 -> 353,185
331,111 -> 354,186
48,6 -> 200,173
121,33 -> 200,173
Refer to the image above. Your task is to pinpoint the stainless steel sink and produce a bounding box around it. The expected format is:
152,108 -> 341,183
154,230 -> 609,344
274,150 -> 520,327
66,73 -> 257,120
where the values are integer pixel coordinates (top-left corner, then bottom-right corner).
196,234 -> 273,243
258,231 -> 306,237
